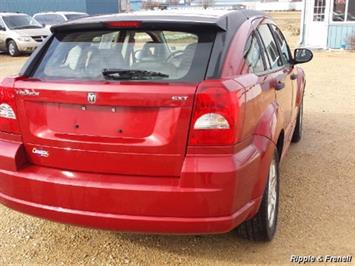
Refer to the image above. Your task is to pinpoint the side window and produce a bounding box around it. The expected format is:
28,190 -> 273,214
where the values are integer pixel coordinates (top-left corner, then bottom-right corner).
244,34 -> 266,74
270,25 -> 291,64
0,17 -> 5,28
257,24 -> 283,69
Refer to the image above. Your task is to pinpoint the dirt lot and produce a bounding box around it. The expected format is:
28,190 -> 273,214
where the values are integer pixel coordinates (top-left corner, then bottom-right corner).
0,12 -> 354,265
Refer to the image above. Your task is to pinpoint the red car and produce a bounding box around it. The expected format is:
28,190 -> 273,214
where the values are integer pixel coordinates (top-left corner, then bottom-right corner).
0,10 -> 312,241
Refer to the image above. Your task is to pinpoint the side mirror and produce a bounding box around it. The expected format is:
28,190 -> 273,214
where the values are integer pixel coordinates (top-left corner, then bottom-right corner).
293,48 -> 313,64
0,26 -> 6,31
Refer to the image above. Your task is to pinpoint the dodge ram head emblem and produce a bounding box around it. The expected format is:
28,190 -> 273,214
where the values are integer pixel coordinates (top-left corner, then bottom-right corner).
87,92 -> 96,104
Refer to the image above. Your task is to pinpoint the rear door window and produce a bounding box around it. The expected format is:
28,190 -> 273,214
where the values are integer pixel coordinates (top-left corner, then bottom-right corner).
257,24 -> 283,70
32,29 -> 215,83
269,24 -> 291,65
244,34 -> 266,74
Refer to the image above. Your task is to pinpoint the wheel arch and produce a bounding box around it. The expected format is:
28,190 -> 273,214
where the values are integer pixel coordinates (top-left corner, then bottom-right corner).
6,38 -> 14,46
246,102 -> 285,219
276,129 -> 285,159
254,102 -> 284,146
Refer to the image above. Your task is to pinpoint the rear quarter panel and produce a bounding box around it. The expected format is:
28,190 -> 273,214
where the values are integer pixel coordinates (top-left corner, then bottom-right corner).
219,18 -> 280,211
221,18 -> 282,146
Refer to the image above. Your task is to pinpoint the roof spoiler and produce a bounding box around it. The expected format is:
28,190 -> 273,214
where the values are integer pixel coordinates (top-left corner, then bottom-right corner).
50,20 -> 227,33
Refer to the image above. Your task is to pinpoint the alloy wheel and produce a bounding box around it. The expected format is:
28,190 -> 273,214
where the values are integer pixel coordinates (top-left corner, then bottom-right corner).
267,157 -> 278,227
8,43 -> 16,56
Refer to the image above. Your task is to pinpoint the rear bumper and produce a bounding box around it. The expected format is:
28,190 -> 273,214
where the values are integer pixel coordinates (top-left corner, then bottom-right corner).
0,136 -> 274,234
0,189 -> 258,234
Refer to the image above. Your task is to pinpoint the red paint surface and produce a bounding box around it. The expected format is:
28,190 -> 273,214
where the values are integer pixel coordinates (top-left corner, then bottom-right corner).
0,16 -> 306,233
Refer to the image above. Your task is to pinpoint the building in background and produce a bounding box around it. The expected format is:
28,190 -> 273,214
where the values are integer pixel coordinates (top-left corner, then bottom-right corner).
0,0 -> 120,16
300,0 -> 355,49
130,0 -> 143,11
140,0 -> 302,11
0,0 -> 303,15
190,0 -> 302,10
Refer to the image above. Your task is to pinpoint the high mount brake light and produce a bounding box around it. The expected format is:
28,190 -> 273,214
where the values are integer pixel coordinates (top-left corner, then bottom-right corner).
105,21 -> 141,28
0,79 -> 20,134
189,81 -> 239,146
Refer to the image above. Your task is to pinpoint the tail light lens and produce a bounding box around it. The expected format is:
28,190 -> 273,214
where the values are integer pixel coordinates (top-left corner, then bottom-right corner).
194,113 -> 230,129
189,80 -> 239,146
0,80 -> 20,134
0,103 -> 16,119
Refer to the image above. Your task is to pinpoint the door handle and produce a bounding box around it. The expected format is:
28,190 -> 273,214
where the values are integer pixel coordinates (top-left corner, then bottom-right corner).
275,81 -> 285,90
290,73 -> 298,80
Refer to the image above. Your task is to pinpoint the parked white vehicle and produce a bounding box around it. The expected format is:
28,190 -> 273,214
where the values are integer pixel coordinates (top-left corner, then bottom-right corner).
0,12 -> 50,56
33,12 -> 89,28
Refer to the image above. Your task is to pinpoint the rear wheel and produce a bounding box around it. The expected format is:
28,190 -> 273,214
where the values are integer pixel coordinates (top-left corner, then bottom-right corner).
236,150 -> 280,241
292,100 -> 303,143
7,40 -> 21,57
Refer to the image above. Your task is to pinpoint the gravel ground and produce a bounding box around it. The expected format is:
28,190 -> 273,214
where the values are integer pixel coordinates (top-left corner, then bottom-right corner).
0,12 -> 354,265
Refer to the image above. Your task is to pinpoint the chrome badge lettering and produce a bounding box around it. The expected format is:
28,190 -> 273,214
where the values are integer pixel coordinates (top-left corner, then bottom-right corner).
16,89 -> 40,96
171,96 -> 188,101
32,148 -> 49,158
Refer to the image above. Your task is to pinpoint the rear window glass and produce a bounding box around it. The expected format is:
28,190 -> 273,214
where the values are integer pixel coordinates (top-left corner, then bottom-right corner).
32,29 -> 215,82
65,14 -> 88,21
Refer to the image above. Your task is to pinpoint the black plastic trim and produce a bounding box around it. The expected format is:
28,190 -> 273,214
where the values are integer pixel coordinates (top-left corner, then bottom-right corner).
19,34 -> 54,77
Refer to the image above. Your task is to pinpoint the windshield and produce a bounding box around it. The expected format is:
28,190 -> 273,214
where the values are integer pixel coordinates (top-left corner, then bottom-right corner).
32,29 -> 215,82
3,15 -> 43,29
65,14 -> 88,21
35,14 -> 66,25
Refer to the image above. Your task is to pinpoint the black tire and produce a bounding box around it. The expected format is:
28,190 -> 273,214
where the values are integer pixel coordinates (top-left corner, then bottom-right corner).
236,150 -> 280,241
292,100 -> 303,143
7,40 -> 21,57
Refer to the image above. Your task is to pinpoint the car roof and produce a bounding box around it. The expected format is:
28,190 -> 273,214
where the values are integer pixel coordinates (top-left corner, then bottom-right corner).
0,12 -> 28,17
75,9 -> 262,24
34,11 -> 88,16
52,9 -> 264,33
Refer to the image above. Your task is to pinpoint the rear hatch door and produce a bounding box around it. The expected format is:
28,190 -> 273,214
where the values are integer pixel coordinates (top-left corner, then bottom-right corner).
15,80 -> 196,176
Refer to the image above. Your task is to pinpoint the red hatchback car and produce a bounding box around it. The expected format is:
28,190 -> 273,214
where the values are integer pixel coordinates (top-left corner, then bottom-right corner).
0,10 -> 312,241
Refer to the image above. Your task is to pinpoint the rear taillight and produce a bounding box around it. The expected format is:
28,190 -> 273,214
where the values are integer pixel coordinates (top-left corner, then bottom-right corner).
0,79 -> 20,133
0,103 -> 16,119
189,80 -> 239,146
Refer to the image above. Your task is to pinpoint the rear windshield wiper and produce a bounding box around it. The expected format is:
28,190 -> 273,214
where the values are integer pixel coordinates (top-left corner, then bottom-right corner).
102,69 -> 169,80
